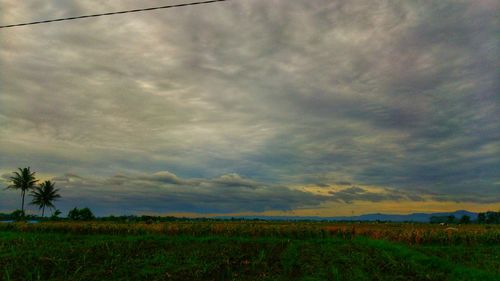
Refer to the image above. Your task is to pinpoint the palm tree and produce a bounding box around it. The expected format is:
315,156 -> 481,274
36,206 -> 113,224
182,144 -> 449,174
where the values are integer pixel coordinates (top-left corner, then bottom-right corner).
30,181 -> 61,218
51,209 -> 62,220
6,167 -> 38,215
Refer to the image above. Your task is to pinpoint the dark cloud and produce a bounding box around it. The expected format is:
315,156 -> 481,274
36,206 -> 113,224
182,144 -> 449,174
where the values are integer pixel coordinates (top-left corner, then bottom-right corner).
0,0 -> 498,214
44,172 -> 327,215
328,186 -> 416,204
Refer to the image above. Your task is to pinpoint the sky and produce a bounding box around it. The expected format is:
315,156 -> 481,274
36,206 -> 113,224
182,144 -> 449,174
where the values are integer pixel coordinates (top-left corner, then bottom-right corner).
0,0 -> 499,217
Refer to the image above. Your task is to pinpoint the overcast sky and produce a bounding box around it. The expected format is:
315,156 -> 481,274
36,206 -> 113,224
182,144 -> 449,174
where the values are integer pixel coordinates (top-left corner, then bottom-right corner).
1,0 -> 499,216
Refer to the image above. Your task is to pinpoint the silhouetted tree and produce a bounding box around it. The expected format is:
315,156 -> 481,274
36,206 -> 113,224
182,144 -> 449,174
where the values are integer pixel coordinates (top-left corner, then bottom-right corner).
430,216 -> 447,224
485,211 -> 500,224
68,208 -> 79,220
6,167 -> 38,216
477,213 -> 486,223
459,215 -> 470,224
79,207 -> 95,220
30,180 -> 61,218
50,209 -> 62,220
68,207 -> 95,221
446,215 -> 456,224
10,210 -> 25,221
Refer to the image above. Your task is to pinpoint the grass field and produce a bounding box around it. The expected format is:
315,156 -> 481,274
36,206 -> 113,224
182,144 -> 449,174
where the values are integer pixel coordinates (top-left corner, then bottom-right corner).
1,222 -> 499,281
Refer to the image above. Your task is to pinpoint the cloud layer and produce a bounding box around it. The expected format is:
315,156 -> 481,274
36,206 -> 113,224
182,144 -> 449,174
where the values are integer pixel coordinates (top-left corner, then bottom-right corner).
0,171 -> 461,215
1,0 -> 499,215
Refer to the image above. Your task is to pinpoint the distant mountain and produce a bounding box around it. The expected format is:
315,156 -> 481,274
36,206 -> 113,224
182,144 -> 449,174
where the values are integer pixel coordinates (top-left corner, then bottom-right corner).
217,210 -> 478,222
324,210 -> 478,222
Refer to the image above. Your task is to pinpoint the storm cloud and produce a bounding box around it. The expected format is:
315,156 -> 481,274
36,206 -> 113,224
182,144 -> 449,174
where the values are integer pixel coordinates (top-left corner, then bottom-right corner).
1,0 -> 498,215
1,171 -> 328,214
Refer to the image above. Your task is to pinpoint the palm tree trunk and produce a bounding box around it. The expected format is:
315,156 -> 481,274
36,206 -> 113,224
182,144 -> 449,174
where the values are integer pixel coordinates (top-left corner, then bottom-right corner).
21,190 -> 25,215
42,206 -> 45,218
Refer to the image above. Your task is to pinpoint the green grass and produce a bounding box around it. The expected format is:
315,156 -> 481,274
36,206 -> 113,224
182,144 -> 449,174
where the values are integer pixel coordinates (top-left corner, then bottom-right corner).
1,230 -> 499,281
411,244 -> 500,275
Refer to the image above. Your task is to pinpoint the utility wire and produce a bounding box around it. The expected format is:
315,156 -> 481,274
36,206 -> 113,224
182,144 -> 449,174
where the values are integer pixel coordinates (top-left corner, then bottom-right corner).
0,0 -> 230,29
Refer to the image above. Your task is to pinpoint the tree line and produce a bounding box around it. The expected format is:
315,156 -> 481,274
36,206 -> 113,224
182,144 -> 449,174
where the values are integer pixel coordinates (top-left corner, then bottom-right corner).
429,212 -> 500,224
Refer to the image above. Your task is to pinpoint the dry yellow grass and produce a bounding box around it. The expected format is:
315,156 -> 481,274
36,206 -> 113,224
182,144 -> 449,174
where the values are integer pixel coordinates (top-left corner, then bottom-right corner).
2,221 -> 499,244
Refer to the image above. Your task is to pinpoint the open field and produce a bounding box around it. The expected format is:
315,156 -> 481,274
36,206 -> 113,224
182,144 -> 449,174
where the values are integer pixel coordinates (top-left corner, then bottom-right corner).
1,222 -> 499,281
2,221 -> 499,244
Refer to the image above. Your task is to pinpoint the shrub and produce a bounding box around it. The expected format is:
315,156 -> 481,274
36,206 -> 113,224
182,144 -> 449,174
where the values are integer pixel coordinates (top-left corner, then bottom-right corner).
67,207 -> 95,221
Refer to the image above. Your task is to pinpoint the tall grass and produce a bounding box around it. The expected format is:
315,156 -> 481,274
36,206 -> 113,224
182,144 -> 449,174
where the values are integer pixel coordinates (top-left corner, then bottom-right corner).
1,221 -> 498,244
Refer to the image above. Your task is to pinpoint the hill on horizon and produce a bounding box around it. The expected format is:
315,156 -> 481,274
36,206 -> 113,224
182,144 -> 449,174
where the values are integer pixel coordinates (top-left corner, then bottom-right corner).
218,210 -> 479,222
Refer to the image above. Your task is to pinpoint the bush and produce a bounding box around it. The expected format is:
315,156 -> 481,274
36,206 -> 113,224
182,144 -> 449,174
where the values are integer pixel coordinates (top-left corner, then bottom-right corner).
10,210 -> 25,221
459,215 -> 471,224
67,207 -> 95,221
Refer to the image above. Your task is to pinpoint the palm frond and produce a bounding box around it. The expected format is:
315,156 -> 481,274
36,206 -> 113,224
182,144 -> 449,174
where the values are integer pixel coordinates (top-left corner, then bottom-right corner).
30,180 -> 61,213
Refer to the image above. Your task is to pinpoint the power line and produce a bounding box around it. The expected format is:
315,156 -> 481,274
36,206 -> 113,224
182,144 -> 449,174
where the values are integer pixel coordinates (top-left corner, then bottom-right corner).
0,0 -> 231,29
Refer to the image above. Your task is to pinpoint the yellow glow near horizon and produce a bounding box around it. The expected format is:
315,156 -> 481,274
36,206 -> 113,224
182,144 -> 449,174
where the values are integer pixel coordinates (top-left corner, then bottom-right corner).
158,201 -> 500,218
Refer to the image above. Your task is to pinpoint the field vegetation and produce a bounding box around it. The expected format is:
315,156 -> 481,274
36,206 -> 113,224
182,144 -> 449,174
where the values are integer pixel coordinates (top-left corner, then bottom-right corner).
2,167 -> 499,280
1,221 -> 499,281
1,221 -> 500,245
